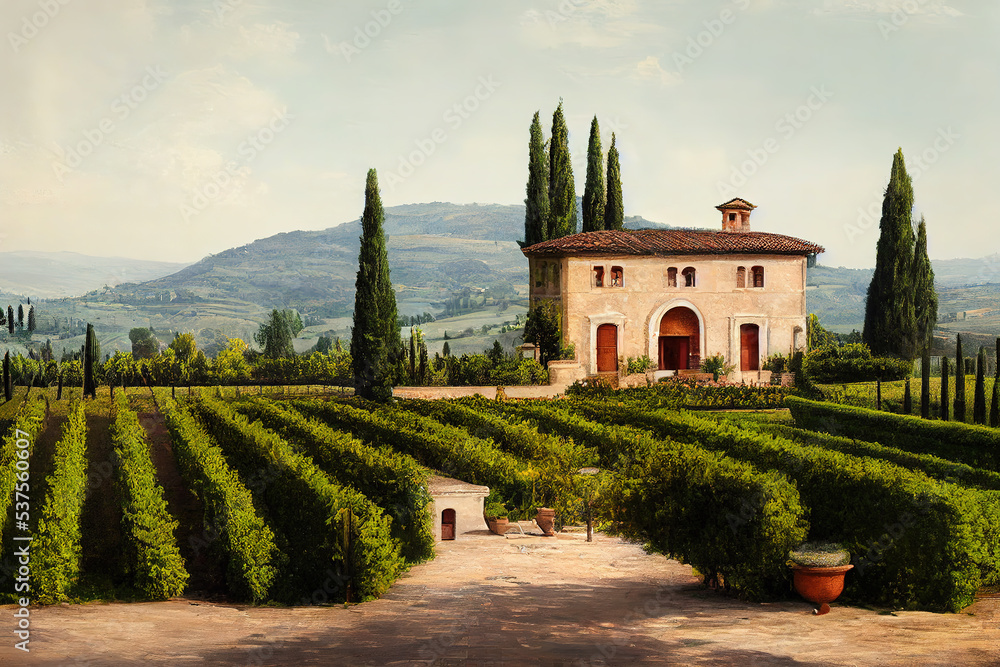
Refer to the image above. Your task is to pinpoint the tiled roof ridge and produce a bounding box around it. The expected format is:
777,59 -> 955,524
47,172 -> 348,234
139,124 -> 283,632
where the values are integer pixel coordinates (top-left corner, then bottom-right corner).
521,228 -> 825,257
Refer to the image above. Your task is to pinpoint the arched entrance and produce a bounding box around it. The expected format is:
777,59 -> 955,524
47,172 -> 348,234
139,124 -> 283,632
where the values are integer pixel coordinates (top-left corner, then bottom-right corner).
740,324 -> 760,371
658,307 -> 701,371
596,324 -> 618,373
441,508 -> 456,540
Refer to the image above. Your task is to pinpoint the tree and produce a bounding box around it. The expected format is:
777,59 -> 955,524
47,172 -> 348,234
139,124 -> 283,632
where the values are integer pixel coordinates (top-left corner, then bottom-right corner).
255,309 -> 295,359
912,217 -> 938,356
863,149 -> 917,359
523,111 -> 550,246
920,350 -> 930,419
3,352 -> 10,402
954,334 -> 965,423
7,306 -> 13,335
129,328 -> 158,359
442,341 -> 450,357
604,133 -> 624,231
17,304 -> 23,329
215,338 -> 251,385
27,306 -> 36,333
992,338 -> 1000,428
582,116 -> 605,233
83,323 -> 99,399
974,347 -> 987,425
313,336 -> 333,355
548,100 -> 577,239
523,300 -> 561,367
903,378 -> 912,415
170,332 -> 197,364
940,356 -> 949,421
351,168 -> 399,401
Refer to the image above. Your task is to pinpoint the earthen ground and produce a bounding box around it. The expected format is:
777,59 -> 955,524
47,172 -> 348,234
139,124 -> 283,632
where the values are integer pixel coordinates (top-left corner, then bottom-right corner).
4,526 -> 998,666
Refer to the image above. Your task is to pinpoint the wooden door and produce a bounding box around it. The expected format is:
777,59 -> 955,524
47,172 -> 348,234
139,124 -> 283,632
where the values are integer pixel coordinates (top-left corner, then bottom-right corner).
441,509 -> 456,540
659,336 -> 690,371
740,324 -> 759,371
596,324 -> 618,373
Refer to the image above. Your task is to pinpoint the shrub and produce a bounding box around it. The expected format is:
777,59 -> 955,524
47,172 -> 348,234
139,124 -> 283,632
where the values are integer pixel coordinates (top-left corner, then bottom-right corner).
0,395 -> 47,557
626,355 -> 655,375
111,394 -> 189,599
802,343 -> 912,384
700,353 -> 735,381
34,402 -> 89,603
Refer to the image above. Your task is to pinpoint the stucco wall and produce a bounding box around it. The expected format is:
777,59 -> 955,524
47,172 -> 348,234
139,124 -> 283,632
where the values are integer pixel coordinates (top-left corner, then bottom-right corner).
531,254 -> 809,380
430,494 -> 487,541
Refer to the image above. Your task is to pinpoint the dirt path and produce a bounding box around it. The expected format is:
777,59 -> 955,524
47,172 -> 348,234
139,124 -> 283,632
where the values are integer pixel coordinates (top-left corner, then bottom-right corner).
5,528 -> 998,665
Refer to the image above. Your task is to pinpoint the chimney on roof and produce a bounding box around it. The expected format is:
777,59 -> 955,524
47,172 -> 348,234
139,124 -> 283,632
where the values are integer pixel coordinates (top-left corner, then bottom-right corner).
716,198 -> 757,232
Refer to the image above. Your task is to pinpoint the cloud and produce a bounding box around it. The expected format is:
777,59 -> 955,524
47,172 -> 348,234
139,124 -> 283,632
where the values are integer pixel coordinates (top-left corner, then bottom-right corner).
811,0 -> 963,18
633,56 -> 681,86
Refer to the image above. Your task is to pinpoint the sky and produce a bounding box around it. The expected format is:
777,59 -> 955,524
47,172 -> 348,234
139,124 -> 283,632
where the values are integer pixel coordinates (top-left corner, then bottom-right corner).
0,0 -> 994,269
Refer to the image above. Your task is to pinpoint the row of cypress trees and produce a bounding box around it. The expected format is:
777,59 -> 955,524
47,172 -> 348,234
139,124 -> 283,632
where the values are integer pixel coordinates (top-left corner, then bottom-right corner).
930,334 -> 1000,426
522,102 -> 624,247
0,303 -> 37,335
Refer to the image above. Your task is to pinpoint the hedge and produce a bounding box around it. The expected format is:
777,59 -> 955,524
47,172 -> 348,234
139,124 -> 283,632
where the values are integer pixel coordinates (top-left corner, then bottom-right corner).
566,380 -> 794,410
0,394 -> 47,551
489,401 -> 808,599
568,399 -> 1000,611
34,401 -> 89,603
158,392 -> 279,602
191,397 -> 405,603
802,344 -> 913,383
787,396 -> 1000,472
110,394 -> 189,599
293,398 -> 535,512
234,397 -> 433,563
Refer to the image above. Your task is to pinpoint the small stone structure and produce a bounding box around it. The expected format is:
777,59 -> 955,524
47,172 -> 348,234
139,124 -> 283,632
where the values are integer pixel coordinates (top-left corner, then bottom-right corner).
427,475 -> 490,541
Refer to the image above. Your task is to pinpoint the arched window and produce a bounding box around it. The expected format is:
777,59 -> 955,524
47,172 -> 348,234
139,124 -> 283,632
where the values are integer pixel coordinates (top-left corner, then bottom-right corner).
736,266 -> 746,289
666,267 -> 677,288
610,266 -> 624,287
751,266 -> 764,288
682,267 -> 696,287
593,266 -> 604,288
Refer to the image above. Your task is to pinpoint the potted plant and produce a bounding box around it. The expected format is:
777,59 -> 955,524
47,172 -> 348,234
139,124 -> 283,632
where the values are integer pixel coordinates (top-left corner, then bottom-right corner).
788,541 -> 853,615
484,501 -> 509,536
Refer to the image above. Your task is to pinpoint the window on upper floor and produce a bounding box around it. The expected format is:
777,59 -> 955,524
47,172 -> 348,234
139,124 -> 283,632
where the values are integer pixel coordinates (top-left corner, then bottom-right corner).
610,266 -> 623,287
593,266 -> 604,288
667,267 -> 677,288
682,267 -> 696,287
751,266 -> 764,288
736,266 -> 746,289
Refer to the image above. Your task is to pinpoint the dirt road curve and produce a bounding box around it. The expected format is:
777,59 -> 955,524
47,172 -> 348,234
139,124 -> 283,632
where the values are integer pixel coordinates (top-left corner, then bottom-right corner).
4,528 -> 999,665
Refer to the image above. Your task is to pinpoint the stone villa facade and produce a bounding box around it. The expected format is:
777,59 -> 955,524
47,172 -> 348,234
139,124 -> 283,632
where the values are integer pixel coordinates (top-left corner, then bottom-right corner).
520,199 -> 825,385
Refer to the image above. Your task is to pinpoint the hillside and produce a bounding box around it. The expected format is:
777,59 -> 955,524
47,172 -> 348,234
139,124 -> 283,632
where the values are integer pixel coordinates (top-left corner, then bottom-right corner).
0,251 -> 189,299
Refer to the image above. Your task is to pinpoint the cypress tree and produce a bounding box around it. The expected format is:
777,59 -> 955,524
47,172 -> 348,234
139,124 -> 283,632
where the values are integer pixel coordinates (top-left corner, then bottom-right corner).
3,352 -> 10,402
991,337 -> 1000,428
912,217 -> 937,356
581,116 -> 605,232
548,100 -> 577,239
83,323 -> 99,399
442,341 -> 450,357
523,111 -> 550,246
604,133 -> 624,231
954,334 -> 965,423
351,168 -> 398,402
863,149 -> 917,359
7,306 -> 13,335
16,305 -> 24,329
920,350 -> 930,419
974,347 -> 987,425
903,378 -> 912,415
27,306 -> 36,333
408,328 -> 417,383
940,356 -> 949,421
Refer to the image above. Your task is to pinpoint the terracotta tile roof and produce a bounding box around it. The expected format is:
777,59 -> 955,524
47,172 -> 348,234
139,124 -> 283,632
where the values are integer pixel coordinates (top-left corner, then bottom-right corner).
521,229 -> 825,257
716,198 -> 757,211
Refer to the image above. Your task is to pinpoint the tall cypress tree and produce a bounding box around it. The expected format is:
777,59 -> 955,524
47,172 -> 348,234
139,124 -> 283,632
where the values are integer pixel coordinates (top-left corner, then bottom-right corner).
912,217 -> 938,356
974,347 -> 987,425
604,133 -> 624,231
991,337 -> 1000,428
863,149 -> 917,359
920,350 -> 930,419
940,356 -> 949,421
954,334 -> 966,423
16,305 -> 24,329
351,168 -> 398,402
27,306 -> 36,333
523,111 -> 549,246
582,116 -> 605,232
83,323 -> 99,399
7,306 -> 13,335
3,352 -> 10,402
548,100 -> 577,239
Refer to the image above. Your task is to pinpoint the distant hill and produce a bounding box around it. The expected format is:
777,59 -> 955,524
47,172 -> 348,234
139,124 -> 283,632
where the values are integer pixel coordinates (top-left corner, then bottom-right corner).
0,251 -> 189,299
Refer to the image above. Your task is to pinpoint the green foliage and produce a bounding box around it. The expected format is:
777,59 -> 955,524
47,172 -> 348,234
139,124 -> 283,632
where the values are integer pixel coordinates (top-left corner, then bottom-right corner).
991,339 -> 1000,428
111,394 -> 189,599
763,354 -> 787,374
255,309 -> 296,360
3,352 -> 10,402
582,116 -> 605,232
169,332 -> 198,364
604,133 -> 624,231
34,402 -> 89,603
352,168 -> 399,401
700,353 -> 735,381
232,397 -> 433,563
941,356 -> 950,421
83,323 -> 99,398
523,111 -> 550,247
0,395 -> 47,576
955,334 -> 966,423
807,313 -> 836,349
159,392 -> 279,602
129,328 -> 158,359
192,397 -> 405,602
974,347 -> 987,425
625,355 -> 655,375
912,217 -> 938,355
788,542 -> 850,568
523,299 -> 561,367
787,396 -> 1000,472
548,100 -> 577,239
484,501 -> 508,519
802,343 -> 912,383
566,380 -> 793,410
864,148 -> 917,359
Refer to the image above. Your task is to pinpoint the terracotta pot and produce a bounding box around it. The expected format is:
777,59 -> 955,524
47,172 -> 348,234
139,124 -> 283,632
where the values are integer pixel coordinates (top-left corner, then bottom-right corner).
535,507 -> 556,536
791,564 -> 853,615
492,517 -> 509,536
